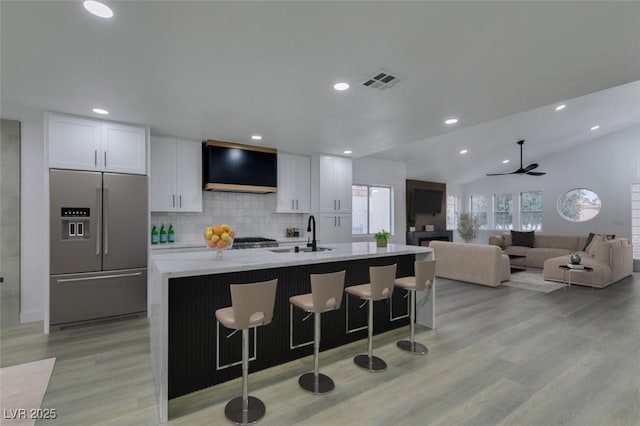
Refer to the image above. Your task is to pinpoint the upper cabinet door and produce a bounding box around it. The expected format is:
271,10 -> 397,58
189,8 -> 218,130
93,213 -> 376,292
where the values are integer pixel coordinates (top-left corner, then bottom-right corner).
149,136 -> 177,212
101,123 -> 147,175
49,114 -> 102,171
175,139 -> 202,212
318,155 -> 352,212
277,153 -> 311,213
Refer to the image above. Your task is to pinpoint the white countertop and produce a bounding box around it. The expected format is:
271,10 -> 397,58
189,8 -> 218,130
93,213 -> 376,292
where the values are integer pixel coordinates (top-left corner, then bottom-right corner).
151,242 -> 432,278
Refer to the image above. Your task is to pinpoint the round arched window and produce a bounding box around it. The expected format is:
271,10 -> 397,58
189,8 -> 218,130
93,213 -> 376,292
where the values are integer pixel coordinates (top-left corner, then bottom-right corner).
557,188 -> 601,222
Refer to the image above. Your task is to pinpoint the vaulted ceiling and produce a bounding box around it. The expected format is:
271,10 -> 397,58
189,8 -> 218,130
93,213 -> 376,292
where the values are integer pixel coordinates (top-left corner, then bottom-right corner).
2,1 -> 639,184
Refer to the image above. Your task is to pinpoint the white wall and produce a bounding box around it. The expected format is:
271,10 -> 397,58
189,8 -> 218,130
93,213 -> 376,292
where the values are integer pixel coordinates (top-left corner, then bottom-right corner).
20,120 -> 46,322
462,125 -> 640,244
352,157 -> 406,244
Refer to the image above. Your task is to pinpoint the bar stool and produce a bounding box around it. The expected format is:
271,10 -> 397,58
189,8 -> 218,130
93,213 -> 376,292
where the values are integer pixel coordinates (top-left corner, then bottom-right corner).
215,279 -> 278,425
394,260 -> 436,355
289,270 -> 346,394
345,263 -> 397,372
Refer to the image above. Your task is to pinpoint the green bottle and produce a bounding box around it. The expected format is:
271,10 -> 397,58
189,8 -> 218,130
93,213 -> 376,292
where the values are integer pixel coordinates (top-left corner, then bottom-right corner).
159,224 -> 167,244
151,225 -> 159,245
168,224 -> 175,243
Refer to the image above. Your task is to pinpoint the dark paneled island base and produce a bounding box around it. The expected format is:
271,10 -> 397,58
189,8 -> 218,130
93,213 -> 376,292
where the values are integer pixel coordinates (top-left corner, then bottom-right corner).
168,254 -> 414,399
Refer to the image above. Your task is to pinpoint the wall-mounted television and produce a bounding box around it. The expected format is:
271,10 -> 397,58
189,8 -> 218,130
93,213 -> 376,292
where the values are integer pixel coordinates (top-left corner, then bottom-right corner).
412,189 -> 443,214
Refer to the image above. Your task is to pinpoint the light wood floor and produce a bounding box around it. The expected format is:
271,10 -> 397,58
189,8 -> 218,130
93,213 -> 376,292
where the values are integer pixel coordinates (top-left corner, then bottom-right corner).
2,272 -> 639,425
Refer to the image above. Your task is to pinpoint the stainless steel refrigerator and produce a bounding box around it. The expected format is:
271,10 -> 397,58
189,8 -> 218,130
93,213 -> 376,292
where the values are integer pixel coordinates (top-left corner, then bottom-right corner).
49,169 -> 147,329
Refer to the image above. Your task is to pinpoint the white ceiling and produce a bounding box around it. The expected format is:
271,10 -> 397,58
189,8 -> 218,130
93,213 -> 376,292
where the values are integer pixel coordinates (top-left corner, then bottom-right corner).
2,1 -> 640,184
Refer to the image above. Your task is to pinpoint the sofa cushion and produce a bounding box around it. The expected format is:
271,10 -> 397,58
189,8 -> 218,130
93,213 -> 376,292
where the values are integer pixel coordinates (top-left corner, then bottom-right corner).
534,235 -> 579,251
543,255 -> 612,288
511,230 -> 534,248
586,235 -> 606,255
525,248 -> 573,269
583,232 -> 596,251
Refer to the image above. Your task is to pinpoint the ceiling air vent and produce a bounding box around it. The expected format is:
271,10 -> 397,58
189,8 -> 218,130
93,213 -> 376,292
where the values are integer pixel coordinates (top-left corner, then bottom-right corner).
362,69 -> 400,90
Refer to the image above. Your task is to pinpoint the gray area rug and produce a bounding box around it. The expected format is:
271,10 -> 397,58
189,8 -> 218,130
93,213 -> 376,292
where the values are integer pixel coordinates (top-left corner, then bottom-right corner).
0,357 -> 56,425
504,270 -> 565,293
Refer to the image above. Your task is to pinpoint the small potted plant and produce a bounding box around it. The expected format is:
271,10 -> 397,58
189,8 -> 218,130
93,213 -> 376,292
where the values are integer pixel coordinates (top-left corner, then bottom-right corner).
408,214 -> 416,232
373,230 -> 391,247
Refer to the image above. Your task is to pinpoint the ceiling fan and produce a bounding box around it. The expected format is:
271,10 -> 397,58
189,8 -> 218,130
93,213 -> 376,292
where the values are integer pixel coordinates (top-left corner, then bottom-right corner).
487,140 -> 546,176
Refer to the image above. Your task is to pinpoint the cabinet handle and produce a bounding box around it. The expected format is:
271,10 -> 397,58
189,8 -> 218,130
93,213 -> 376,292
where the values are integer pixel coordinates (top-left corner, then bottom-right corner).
172,195 -> 175,208
338,216 -> 341,226
94,150 -> 98,167
334,200 -> 337,210
179,195 -> 182,208
104,151 -> 107,168
334,216 -> 337,226
338,199 -> 341,210
291,200 -> 294,210
296,199 -> 299,209
56,272 -> 142,283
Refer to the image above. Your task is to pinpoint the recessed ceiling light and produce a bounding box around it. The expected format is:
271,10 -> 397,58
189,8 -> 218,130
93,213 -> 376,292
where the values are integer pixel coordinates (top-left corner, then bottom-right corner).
83,1 -> 113,18
555,104 -> 566,111
251,135 -> 262,140
343,150 -> 352,154
590,125 -> 600,131
445,118 -> 459,125
333,82 -> 350,91
92,108 -> 109,115
459,149 -> 468,154
502,159 -> 510,164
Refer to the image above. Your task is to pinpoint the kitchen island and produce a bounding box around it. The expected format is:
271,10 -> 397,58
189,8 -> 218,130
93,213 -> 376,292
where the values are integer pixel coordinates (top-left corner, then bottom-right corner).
149,242 -> 433,422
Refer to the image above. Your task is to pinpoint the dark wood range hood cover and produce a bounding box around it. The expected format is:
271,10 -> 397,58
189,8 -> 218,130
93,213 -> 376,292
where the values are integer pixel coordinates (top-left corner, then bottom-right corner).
202,140 -> 278,193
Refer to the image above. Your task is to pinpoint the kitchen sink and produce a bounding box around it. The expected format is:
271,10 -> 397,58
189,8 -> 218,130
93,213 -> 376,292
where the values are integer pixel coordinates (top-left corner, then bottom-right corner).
269,246 -> 332,253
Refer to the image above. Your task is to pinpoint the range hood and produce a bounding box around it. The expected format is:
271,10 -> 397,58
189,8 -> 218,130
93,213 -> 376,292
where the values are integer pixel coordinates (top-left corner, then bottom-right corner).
202,140 -> 278,193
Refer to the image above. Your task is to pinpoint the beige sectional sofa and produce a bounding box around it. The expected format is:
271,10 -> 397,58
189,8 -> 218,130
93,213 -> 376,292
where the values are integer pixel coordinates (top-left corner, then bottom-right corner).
429,241 -> 510,287
489,233 -> 633,288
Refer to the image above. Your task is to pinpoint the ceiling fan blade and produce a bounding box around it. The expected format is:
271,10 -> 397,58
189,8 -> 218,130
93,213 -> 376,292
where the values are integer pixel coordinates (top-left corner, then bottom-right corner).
526,171 -> 546,176
486,172 -> 516,176
523,163 -> 538,172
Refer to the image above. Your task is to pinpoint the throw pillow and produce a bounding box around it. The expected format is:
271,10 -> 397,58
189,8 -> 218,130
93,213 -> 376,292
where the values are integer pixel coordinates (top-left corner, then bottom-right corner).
511,230 -> 534,248
586,234 -> 605,256
583,233 -> 616,251
583,232 -> 596,251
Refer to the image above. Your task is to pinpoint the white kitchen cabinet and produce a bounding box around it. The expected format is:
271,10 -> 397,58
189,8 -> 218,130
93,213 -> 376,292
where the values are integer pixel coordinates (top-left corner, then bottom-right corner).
101,122 -> 147,174
317,213 -> 352,244
276,153 -> 311,213
318,155 -> 352,213
48,113 -> 147,175
150,136 -> 202,212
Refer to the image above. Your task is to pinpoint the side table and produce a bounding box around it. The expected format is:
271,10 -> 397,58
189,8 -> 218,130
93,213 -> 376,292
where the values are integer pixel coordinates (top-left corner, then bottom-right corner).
558,264 -> 594,291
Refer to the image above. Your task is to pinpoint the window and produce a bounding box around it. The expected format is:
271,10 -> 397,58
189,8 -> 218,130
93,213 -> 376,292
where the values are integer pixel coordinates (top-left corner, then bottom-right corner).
446,195 -> 458,230
520,191 -> 543,231
493,193 -> 513,230
557,188 -> 601,222
632,184 -> 640,260
352,184 -> 392,235
470,195 -> 489,229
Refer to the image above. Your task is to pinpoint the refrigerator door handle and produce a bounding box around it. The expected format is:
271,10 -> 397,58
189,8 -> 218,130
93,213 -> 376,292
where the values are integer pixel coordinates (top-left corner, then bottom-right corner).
55,272 -> 143,283
104,187 -> 109,255
96,187 -> 101,255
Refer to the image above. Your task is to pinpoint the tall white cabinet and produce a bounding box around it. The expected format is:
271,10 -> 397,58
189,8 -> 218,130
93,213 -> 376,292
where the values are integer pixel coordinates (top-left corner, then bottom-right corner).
150,137 -> 202,212
276,153 -> 311,213
311,154 -> 353,244
318,155 -> 352,212
48,113 -> 147,175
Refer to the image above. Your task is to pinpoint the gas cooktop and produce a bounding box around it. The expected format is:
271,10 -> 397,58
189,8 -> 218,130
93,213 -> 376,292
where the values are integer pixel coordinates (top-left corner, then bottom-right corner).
232,237 -> 278,249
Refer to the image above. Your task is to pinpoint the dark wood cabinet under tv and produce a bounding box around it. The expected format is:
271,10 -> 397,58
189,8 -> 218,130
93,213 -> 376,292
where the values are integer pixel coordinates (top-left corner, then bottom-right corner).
406,230 -> 453,246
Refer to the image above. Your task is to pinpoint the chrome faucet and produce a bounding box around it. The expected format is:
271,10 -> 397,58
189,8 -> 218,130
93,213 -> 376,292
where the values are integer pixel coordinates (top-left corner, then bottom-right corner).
307,215 -> 317,251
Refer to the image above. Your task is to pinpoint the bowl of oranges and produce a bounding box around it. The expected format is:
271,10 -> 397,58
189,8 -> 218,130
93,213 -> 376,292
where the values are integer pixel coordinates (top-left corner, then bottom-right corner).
204,224 -> 235,260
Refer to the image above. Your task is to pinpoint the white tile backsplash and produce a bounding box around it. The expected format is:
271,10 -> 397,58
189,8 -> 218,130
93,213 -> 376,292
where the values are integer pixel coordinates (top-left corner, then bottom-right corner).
151,192 -> 303,244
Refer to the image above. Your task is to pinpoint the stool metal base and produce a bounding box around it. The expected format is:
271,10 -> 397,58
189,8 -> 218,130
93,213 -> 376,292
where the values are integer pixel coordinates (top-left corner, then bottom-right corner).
298,372 -> 335,394
353,354 -> 387,372
396,340 -> 428,355
224,396 -> 265,425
